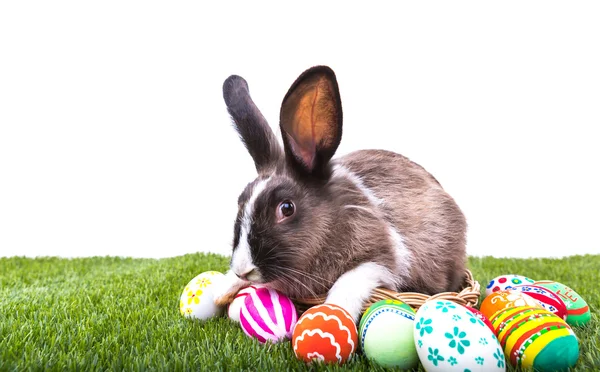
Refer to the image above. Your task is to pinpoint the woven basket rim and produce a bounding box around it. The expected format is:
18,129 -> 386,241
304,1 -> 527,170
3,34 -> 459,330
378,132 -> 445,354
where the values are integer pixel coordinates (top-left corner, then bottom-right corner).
292,269 -> 480,312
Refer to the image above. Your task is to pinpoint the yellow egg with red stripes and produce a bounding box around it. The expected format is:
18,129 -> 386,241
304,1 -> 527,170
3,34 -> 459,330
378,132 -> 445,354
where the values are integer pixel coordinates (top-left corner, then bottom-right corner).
490,306 -> 579,371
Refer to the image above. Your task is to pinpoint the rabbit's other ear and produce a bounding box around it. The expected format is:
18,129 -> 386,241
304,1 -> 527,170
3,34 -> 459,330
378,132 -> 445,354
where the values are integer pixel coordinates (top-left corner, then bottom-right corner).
223,75 -> 282,173
280,66 -> 342,177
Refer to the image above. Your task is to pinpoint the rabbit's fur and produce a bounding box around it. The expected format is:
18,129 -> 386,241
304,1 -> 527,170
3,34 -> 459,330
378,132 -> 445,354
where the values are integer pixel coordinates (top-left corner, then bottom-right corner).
213,66 -> 467,322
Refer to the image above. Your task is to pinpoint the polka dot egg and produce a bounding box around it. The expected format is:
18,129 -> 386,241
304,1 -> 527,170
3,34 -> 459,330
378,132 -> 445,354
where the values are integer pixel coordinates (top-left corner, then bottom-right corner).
485,274 -> 535,297
179,271 -> 226,320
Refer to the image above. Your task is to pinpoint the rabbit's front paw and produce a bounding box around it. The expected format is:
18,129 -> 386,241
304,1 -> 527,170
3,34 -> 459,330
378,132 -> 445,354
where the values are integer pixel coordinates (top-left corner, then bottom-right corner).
325,262 -> 397,323
325,296 -> 366,324
213,270 -> 248,306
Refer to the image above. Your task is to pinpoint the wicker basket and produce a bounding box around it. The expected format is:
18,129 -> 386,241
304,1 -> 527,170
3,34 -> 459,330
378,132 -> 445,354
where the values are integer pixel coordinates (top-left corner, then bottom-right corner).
293,269 -> 480,314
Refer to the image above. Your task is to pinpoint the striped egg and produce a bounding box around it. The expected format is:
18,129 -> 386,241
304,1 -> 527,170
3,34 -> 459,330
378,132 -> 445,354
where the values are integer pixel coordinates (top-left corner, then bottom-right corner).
227,285 -> 266,323
491,306 -> 579,371
512,284 -> 568,321
292,304 -> 358,364
239,287 -> 298,343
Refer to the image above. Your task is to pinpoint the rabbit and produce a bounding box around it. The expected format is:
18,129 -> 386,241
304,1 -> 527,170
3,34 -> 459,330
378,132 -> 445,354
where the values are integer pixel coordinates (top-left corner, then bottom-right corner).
212,65 -> 467,322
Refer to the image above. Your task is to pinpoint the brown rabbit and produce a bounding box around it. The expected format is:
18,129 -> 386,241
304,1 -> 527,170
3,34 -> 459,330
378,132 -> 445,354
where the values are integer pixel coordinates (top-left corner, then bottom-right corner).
213,66 -> 467,322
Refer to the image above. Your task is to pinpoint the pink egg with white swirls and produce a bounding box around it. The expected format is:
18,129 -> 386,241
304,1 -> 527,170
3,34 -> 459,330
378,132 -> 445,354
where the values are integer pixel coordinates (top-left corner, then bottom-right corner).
239,287 -> 298,343
227,285 -> 266,323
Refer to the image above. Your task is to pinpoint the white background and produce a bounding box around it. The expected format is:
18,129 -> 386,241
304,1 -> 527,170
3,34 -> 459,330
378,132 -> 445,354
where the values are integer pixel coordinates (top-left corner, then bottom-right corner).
1,2 -> 599,259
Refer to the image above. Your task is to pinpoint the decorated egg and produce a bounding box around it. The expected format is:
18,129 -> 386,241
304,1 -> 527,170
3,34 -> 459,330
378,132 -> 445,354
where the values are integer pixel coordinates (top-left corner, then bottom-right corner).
534,280 -> 591,326
358,299 -> 418,369
465,306 -> 495,333
491,306 -> 579,371
179,271 -> 226,320
511,284 -> 568,321
479,290 -> 542,320
414,300 -> 506,371
292,304 -> 358,364
485,274 -> 535,297
227,285 -> 265,322
239,287 -> 297,343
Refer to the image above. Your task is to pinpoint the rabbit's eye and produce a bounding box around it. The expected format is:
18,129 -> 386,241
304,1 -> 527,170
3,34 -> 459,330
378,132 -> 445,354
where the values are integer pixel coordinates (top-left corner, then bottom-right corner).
277,200 -> 295,222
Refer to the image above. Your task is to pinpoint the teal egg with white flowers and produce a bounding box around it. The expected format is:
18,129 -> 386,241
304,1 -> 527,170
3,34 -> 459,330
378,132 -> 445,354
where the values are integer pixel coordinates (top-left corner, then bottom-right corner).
414,300 -> 506,371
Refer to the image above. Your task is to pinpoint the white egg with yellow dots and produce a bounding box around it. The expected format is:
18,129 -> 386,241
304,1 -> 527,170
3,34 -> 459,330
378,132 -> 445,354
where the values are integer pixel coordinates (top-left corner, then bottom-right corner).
179,271 -> 226,320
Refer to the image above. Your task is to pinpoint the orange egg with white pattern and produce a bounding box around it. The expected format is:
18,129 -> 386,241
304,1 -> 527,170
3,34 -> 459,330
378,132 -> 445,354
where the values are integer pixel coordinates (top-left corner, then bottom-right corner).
479,289 -> 542,320
292,304 -> 358,364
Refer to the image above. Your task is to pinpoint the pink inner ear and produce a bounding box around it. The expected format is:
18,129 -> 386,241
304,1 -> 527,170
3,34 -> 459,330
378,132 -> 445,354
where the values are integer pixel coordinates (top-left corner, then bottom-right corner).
286,132 -> 315,171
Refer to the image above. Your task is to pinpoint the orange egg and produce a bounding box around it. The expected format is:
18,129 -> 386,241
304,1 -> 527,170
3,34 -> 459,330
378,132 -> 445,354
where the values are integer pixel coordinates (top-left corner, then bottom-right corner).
292,304 -> 358,364
480,289 -> 542,320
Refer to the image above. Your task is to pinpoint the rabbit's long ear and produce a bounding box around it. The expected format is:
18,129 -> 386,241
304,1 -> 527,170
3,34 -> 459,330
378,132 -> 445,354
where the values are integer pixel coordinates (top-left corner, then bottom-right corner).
280,66 -> 342,177
223,75 -> 282,173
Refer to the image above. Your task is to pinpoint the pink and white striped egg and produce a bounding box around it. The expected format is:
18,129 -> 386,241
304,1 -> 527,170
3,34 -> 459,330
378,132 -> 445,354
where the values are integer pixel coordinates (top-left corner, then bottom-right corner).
240,287 -> 298,343
227,285 -> 266,323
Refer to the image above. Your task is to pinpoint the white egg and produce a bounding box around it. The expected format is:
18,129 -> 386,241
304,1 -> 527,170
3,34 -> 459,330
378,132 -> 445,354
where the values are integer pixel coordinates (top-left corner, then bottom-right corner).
414,300 -> 506,372
179,271 -> 226,320
226,284 -> 266,322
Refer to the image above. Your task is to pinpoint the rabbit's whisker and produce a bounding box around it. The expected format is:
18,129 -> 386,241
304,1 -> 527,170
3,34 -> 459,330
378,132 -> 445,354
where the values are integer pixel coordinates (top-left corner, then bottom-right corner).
283,266 -> 332,286
277,269 -> 321,299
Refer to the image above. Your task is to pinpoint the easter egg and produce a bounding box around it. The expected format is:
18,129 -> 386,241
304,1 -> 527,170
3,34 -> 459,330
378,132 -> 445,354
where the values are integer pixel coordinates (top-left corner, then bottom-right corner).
534,280 -> 591,326
358,300 -> 418,369
491,306 -> 579,371
485,275 -> 535,297
239,287 -> 297,343
179,271 -> 226,320
227,284 -> 266,322
479,290 -> 542,320
465,306 -> 495,333
292,304 -> 358,364
511,284 -> 568,321
414,300 -> 506,371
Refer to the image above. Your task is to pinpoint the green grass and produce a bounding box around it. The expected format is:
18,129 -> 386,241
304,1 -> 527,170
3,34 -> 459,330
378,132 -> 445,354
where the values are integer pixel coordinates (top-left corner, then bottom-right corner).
1,254 -> 598,371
